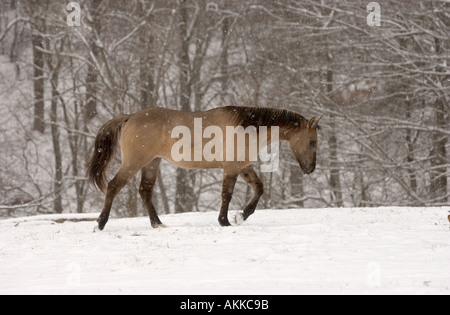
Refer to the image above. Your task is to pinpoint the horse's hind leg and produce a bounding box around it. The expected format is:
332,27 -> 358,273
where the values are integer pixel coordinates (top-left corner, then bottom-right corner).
218,171 -> 239,227
139,158 -> 165,228
97,164 -> 141,230
238,166 -> 264,222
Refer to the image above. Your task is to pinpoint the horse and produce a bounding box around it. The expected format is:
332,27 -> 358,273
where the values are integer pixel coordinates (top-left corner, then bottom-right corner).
87,106 -> 321,230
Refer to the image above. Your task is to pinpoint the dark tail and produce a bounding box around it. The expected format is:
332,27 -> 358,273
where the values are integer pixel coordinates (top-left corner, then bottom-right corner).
87,114 -> 131,193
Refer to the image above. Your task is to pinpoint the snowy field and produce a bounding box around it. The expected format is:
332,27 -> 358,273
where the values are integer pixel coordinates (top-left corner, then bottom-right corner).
0,208 -> 449,295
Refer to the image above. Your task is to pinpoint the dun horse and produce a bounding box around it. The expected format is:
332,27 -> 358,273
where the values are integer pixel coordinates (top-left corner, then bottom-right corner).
88,106 -> 321,230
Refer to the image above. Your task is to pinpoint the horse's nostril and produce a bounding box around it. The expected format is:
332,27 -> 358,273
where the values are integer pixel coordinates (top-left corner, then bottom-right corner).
304,165 -> 315,174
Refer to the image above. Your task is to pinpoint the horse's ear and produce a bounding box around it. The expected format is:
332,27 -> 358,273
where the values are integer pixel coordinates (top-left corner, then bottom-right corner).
308,117 -> 316,129
308,117 -> 322,130
314,116 -> 322,129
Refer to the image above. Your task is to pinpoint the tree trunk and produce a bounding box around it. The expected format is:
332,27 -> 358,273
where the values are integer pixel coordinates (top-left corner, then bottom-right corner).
290,162 -> 304,208
32,21 -> 45,133
0,1 -> 6,55
84,0 -> 102,122
138,0 -> 155,109
9,7 -> 19,67
157,175 -> 170,214
430,99 -> 447,203
327,69 -> 343,207
405,100 -> 417,194
139,47 -> 155,109
178,0 -> 191,113
127,178 -> 138,217
46,33 -> 66,214
175,169 -> 196,213
220,15 -> 230,102
50,72 -> 63,214
429,38 -> 448,204
175,0 -> 195,213
397,38 -> 418,196
44,26 -> 68,215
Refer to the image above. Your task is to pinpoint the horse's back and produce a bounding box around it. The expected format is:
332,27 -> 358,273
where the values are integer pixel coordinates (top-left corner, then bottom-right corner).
126,107 -> 252,170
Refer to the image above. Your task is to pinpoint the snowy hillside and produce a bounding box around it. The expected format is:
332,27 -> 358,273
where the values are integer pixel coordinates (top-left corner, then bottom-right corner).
0,208 -> 449,295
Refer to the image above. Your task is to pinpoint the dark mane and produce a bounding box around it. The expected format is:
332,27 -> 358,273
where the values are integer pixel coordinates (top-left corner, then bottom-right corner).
222,106 -> 306,130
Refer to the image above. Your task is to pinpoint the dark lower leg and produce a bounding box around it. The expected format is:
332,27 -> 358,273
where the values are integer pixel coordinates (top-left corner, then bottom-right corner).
218,173 -> 238,227
97,165 -> 141,230
139,159 -> 163,228
240,167 -> 264,221
97,175 -> 130,230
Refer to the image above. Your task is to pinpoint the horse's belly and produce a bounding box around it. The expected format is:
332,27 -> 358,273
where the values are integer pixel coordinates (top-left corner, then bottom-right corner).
163,157 -> 249,171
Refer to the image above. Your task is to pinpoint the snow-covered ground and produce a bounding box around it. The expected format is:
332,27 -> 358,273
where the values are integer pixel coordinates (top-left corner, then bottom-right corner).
0,207 -> 449,295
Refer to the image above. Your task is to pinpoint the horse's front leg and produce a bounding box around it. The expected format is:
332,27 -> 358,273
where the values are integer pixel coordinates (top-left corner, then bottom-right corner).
139,158 -> 165,228
218,172 -> 238,227
239,166 -> 264,222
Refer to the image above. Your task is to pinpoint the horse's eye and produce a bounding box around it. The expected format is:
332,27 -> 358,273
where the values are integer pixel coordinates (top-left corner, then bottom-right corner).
310,140 -> 317,147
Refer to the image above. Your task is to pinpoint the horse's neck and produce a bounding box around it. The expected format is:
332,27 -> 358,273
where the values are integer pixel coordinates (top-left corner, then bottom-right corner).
255,125 -> 293,149
264,125 -> 297,142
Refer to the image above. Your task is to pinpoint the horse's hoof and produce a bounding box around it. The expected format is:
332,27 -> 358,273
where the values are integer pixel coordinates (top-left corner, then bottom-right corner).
234,213 -> 245,225
97,221 -> 106,231
97,216 -> 108,231
218,216 -> 231,227
152,223 -> 167,229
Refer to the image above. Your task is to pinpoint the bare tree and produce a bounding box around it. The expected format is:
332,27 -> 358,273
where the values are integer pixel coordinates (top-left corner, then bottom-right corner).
29,2 -> 46,133
83,0 -> 102,122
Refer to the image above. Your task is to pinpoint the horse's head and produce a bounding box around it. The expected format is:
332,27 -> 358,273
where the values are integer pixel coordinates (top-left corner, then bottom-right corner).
289,117 -> 321,175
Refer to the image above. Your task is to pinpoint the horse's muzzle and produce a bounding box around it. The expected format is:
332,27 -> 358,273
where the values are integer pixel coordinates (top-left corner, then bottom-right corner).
302,164 -> 316,175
